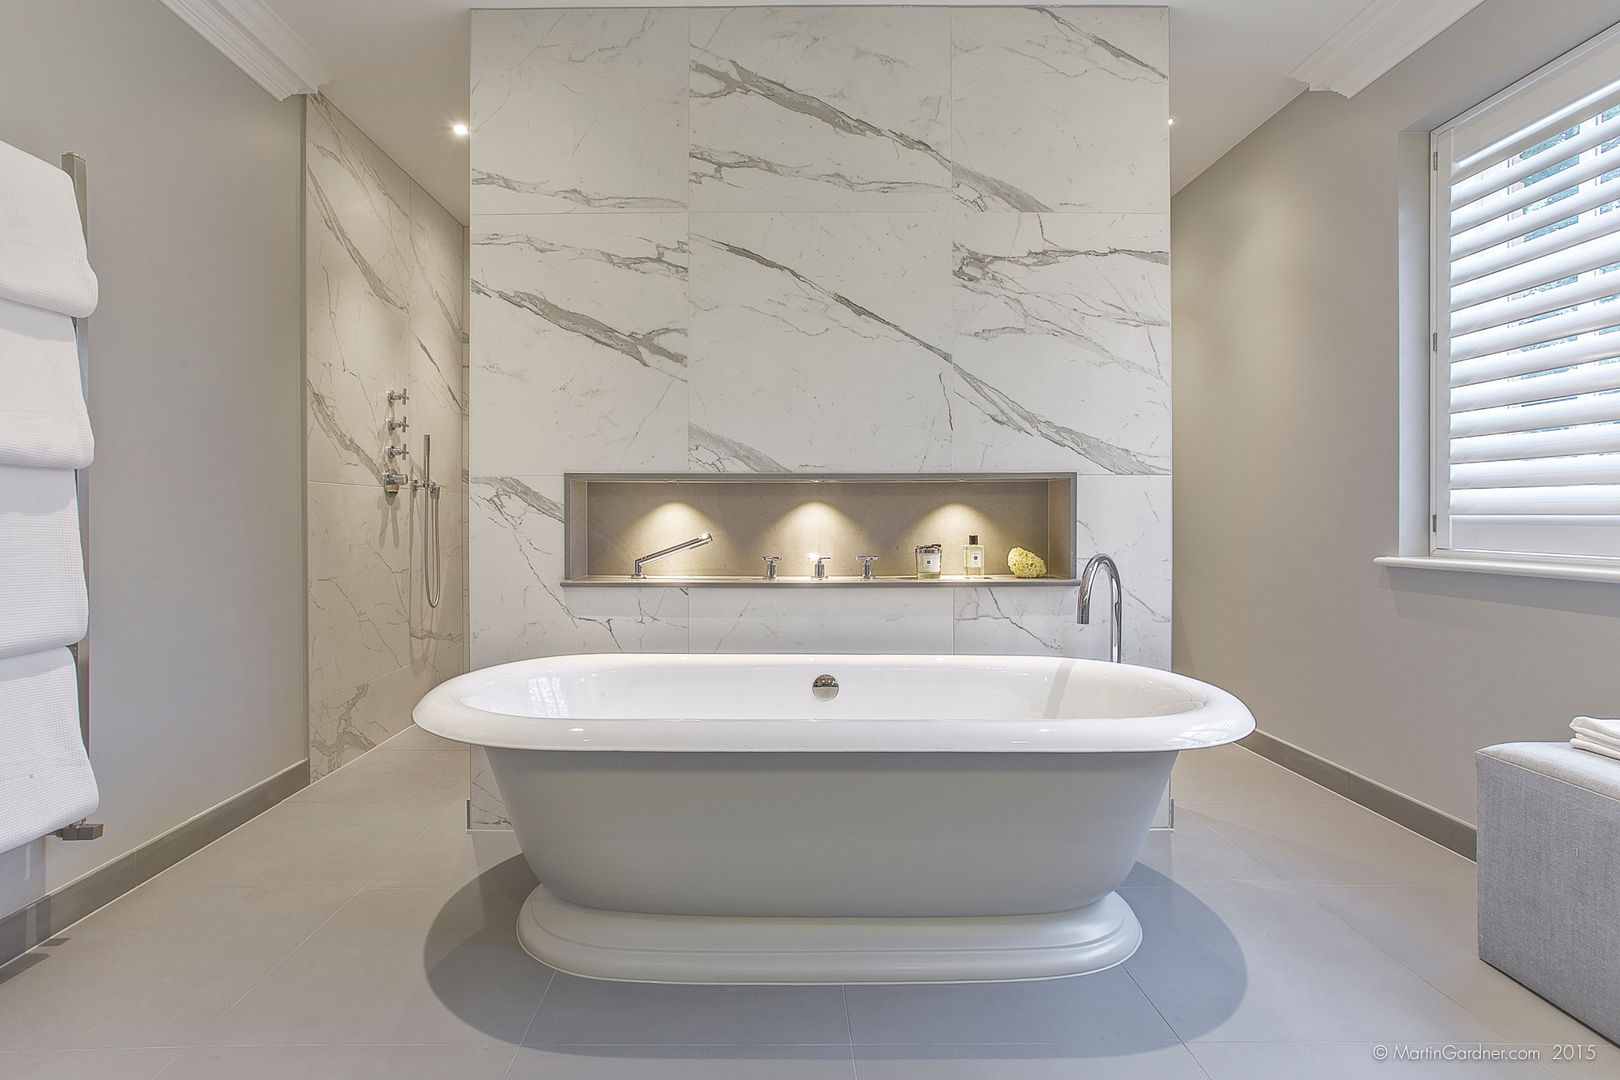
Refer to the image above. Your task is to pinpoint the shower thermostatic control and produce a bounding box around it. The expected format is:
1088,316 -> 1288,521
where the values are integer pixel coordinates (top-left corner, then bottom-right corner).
387,416 -> 409,432
386,388 -> 409,404
386,445 -> 409,460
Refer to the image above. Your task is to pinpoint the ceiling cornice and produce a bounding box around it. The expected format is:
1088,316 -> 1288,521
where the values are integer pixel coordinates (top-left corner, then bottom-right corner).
1289,0 -> 1485,98
160,0 -> 329,100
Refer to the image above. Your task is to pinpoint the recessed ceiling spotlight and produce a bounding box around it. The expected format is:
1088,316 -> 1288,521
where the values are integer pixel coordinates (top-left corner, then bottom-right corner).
452,122 -> 470,137
1167,116 -> 1176,126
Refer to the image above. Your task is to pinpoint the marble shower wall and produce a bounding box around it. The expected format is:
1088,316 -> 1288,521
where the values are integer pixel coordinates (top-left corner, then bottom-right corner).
468,7 -> 1169,824
305,95 -> 469,779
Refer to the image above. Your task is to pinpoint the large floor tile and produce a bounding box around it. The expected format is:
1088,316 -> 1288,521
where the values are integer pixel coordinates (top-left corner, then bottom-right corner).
852,1043 -> 1208,1079
202,862 -> 548,1047
158,1044 -> 516,1080
368,812 -> 524,888
297,747 -> 469,807
1169,744 -> 1343,809
0,1048 -> 179,1080
1189,1041 -> 1555,1079
0,886 -> 353,1049
1127,912 -> 1502,1045
508,1045 -> 857,1079
1194,799 -> 1478,888
844,971 -> 1176,1049
381,722 -> 466,752
524,975 -> 850,1046
1123,811 -> 1284,887
149,800 -> 435,889
1303,887 -> 1615,1055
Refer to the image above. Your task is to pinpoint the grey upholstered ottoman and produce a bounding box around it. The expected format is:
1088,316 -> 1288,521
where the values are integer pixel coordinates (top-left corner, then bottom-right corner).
1477,742 -> 1620,1043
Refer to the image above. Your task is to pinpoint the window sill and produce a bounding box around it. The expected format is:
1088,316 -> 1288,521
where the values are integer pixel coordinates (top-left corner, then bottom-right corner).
1374,555 -> 1620,585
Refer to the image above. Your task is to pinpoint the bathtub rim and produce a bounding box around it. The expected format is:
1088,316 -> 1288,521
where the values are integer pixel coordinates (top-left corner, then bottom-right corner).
414,653 -> 1255,754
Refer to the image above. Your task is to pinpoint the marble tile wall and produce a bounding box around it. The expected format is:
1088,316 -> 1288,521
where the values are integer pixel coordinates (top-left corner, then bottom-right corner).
305,95 -> 470,780
468,7 -> 1169,825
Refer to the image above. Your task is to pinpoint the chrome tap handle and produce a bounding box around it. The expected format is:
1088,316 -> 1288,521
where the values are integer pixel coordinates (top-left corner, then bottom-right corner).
811,554 -> 831,581
386,416 -> 409,432
762,555 -> 779,581
385,445 -> 408,460
386,388 -> 409,404
857,555 -> 877,581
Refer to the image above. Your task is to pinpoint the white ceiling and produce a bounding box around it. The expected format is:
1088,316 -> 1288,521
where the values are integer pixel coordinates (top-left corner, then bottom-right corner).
249,0 -> 1471,224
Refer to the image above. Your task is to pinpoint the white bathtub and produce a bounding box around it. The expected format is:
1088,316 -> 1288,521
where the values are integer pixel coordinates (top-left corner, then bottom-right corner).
415,653 -> 1254,984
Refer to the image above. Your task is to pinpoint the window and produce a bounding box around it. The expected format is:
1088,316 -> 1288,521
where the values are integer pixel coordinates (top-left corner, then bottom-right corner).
1431,24 -> 1620,565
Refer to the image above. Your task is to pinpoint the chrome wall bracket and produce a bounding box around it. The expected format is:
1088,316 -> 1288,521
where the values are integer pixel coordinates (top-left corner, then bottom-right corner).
54,819 -> 103,841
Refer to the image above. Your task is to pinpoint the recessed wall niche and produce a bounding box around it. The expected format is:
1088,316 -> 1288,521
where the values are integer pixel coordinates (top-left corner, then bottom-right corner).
564,474 -> 1077,585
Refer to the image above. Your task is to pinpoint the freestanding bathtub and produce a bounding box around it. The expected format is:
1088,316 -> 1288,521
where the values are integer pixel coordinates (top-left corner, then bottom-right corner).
414,653 -> 1254,984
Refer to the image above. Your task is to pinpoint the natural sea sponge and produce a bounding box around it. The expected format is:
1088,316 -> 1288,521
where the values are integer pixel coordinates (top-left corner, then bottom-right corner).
1007,547 -> 1047,579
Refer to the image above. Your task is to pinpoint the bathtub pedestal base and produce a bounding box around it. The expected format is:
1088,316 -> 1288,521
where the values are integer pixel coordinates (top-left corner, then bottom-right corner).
516,884 -> 1142,984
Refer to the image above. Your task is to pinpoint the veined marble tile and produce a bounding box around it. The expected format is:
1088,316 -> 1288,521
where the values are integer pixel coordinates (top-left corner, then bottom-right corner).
953,479 -> 1170,667
410,482 -> 468,666
469,475 -> 689,667
689,7 -> 950,211
306,267 -> 410,487
308,649 -> 462,780
409,182 -> 466,341
951,7 -> 1168,214
305,95 -> 412,309
687,212 -> 954,472
470,214 -> 688,474
468,746 -> 511,829
410,320 -> 466,492
950,213 -> 1170,474
470,9 -> 689,214
953,585 -> 1115,662
307,482 -> 412,703
689,587 -> 954,654
1077,473 -> 1171,669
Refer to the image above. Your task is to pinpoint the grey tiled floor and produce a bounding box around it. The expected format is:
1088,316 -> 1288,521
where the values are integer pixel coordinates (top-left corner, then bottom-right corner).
0,731 -> 1613,1079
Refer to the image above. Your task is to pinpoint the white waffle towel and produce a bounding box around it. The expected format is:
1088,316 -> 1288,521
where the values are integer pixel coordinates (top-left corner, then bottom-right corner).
1572,717 -> 1620,746
0,464 -> 87,660
0,648 -> 97,855
1571,735 -> 1620,764
0,297 -> 93,469
0,141 -> 97,318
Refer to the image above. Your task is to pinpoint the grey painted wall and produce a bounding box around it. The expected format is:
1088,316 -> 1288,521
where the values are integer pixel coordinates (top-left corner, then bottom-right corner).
0,0 -> 306,916
1172,0 -> 1620,824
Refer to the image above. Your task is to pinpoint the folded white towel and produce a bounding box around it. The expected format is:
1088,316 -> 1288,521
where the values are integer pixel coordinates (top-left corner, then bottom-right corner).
0,464 -> 87,660
1571,723 -> 1620,753
0,648 -> 98,856
1572,716 -> 1620,744
0,298 -> 93,470
1572,735 -> 1620,764
0,141 -> 97,318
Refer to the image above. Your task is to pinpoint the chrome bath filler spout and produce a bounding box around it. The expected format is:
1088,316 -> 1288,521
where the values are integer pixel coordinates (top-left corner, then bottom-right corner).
632,533 -> 713,578
1079,554 -> 1122,663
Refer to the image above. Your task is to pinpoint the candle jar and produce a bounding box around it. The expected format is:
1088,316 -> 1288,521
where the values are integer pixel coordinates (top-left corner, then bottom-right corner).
915,543 -> 942,579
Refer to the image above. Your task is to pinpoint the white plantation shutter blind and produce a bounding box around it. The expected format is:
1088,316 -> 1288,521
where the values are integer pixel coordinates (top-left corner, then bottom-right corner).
1433,23 -> 1620,562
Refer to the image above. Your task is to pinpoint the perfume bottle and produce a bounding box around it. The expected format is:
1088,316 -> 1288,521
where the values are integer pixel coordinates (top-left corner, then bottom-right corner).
963,534 -> 985,578
915,543 -> 942,580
